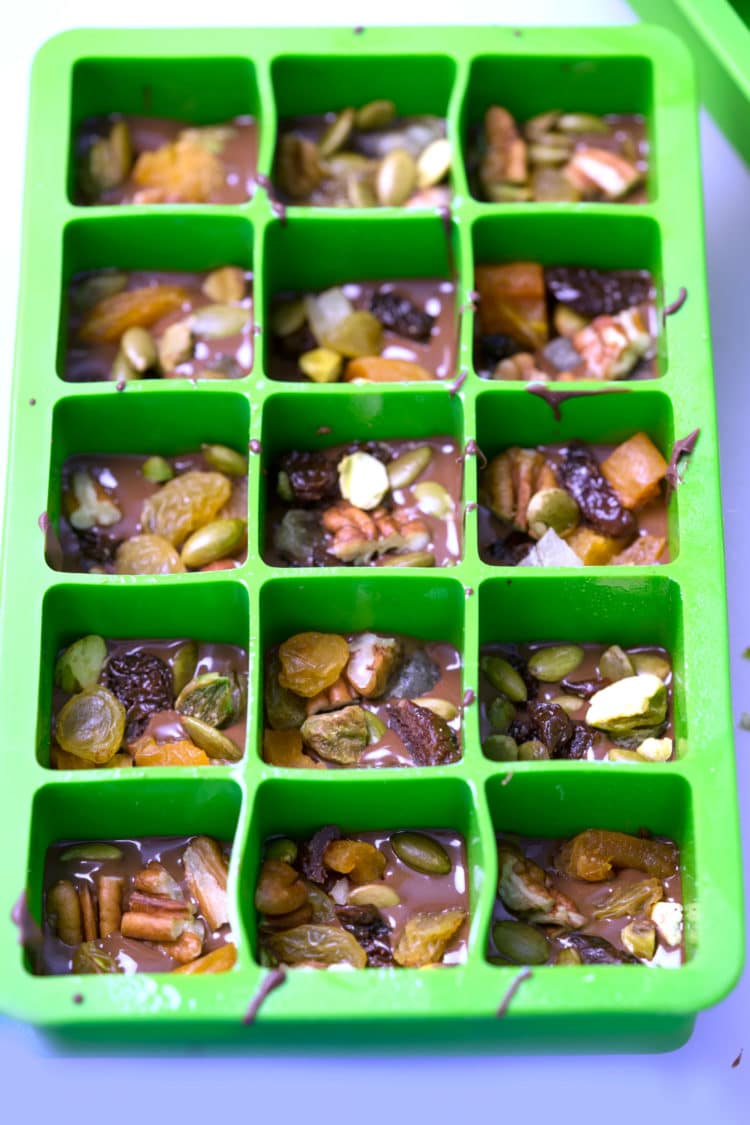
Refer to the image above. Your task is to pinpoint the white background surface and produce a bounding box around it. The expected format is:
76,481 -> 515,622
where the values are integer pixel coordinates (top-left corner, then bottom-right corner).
0,1 -> 748,1120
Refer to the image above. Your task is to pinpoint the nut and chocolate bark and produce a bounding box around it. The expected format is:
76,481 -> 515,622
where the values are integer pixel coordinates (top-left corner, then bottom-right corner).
264,631 -> 462,769
474,262 -> 657,382
55,445 -> 248,575
274,104 -> 450,209
270,279 -> 456,384
488,832 -> 683,967
37,836 -> 235,976
478,436 -> 669,567
469,108 -> 647,204
266,437 -> 462,568
480,642 -> 673,763
51,637 -> 248,769
65,267 -> 253,383
75,115 -> 258,205
256,827 -> 469,969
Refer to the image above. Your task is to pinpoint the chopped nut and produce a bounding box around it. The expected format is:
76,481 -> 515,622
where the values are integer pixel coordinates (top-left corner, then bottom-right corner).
346,632 -> 402,697
480,107 -> 528,194
300,705 -> 369,764
321,501 -> 429,563
651,900 -> 683,947
65,470 -> 122,531
636,736 -> 673,761
158,320 -> 193,372
621,919 -> 657,960
573,308 -> 651,381
183,836 -> 229,931
323,839 -> 387,884
563,146 -> 642,200
481,447 -> 546,531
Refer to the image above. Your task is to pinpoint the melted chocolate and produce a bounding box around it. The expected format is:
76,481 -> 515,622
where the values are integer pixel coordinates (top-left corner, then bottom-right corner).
243,967 -> 287,1024
664,429 -> 700,500
526,383 -> 631,421
496,968 -> 533,1017
663,287 -> 688,320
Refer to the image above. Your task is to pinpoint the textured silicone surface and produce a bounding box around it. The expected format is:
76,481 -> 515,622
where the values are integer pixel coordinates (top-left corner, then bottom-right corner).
0,25 -> 743,1050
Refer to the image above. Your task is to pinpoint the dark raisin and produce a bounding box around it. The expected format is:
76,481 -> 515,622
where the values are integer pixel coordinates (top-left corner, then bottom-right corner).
299,825 -> 341,885
370,291 -> 434,342
557,932 -> 640,965
336,904 -> 393,967
545,267 -> 652,318
75,527 -> 122,564
486,532 -> 534,566
386,700 -> 459,766
102,652 -> 174,740
478,334 -> 523,366
527,701 -> 572,754
278,450 -> 340,505
277,323 -> 317,357
508,711 -> 535,745
555,722 -> 594,760
560,676 -> 610,700
558,445 -> 637,538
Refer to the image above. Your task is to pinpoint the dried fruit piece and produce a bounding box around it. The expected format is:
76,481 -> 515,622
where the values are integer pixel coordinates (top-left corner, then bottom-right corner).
601,433 -> 667,510
387,699 -> 459,766
79,285 -> 188,345
278,632 -> 351,698
132,137 -> 225,203
263,728 -> 322,769
134,739 -> 210,767
103,651 -> 173,740
255,859 -> 309,916
565,526 -> 625,566
546,266 -> 652,319
114,534 -> 186,575
556,829 -> 678,882
172,943 -> 237,975
391,832 -> 451,875
323,839 -> 386,883
557,932 -> 639,965
393,908 -> 466,967
610,535 -> 666,566
558,445 -> 637,539
54,634 -> 107,693
344,356 -> 434,382
183,836 -> 229,931
475,262 -> 548,350
265,923 -> 367,968
322,311 -> 383,358
336,904 -> 393,966
55,686 -> 126,765
141,471 -> 232,547
480,106 -> 527,195
265,653 -> 308,730
299,348 -> 343,383
278,449 -> 340,505
370,292 -> 434,342
301,705 -> 369,765
299,825 -> 341,884
591,877 -> 664,920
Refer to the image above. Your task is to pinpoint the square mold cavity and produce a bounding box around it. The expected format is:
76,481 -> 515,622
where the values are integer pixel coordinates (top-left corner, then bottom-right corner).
23,777 -> 243,974
38,581 -> 250,768
46,390 -> 250,568
58,214 -> 255,380
471,212 -> 665,378
485,769 -> 695,959
262,212 -> 458,381
238,774 -> 482,966
69,56 -> 260,202
461,52 -> 654,202
478,573 -> 686,757
474,387 -> 678,563
257,574 -> 466,767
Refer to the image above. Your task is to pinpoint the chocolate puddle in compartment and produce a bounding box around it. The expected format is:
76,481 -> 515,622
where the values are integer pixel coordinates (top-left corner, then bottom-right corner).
65,269 -> 254,383
270,279 -> 457,382
265,436 -> 463,568
75,115 -> 258,205
57,451 -> 248,573
39,836 -> 232,975
489,834 -> 683,968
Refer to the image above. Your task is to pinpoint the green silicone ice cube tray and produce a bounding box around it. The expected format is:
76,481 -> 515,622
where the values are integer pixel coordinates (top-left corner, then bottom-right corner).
0,24 -> 744,1052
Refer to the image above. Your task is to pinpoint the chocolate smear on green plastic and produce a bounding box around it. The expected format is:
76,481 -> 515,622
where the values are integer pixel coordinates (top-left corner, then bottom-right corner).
496,968 -> 532,1017
732,1049 -> 743,1069
73,993 -> 84,1005
243,966 -> 287,1024
463,688 -> 476,707
38,512 -> 49,533
526,383 -> 630,422
460,439 -> 486,468
29,398 -> 36,406
255,173 -> 287,225
449,369 -> 467,395
662,286 -> 687,322
665,429 -> 700,500
249,439 -> 262,454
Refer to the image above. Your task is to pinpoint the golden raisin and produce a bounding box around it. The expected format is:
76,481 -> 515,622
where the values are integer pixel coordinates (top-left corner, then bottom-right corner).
140,471 -> 232,547
556,829 -> 679,882
255,859 -> 309,916
323,839 -> 386,884
133,739 -> 210,767
263,728 -> 323,770
278,632 -> 350,699
114,534 -> 186,575
78,285 -> 189,345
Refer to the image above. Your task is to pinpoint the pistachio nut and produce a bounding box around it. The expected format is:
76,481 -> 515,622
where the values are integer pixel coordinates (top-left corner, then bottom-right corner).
265,837 -> 298,865
526,488 -> 580,540
299,347 -> 343,384
631,651 -> 671,681
201,443 -> 248,477
492,920 -> 550,965
355,99 -> 397,131
387,445 -> 433,489
191,303 -> 251,339
527,644 -> 584,683
202,266 -> 246,304
158,319 -> 193,371
549,694 -> 583,716
621,919 -> 657,961
487,696 -> 516,733
480,655 -> 527,703
348,883 -> 400,908
416,137 -> 451,189
587,674 -> 667,735
376,551 -> 436,567
172,641 -> 199,696
517,739 -> 550,761
364,710 -> 387,743
54,634 -> 107,693
599,644 -> 636,682
142,455 -> 174,483
482,733 -> 518,762
60,843 -> 123,862
180,518 -> 247,569
176,672 -> 236,728
412,697 -> 458,721
338,451 -> 390,511
375,148 -> 418,207
304,287 -> 353,345
179,714 -> 243,761
391,831 -> 452,876
318,108 -> 355,158
413,481 -> 454,518
271,298 -> 307,338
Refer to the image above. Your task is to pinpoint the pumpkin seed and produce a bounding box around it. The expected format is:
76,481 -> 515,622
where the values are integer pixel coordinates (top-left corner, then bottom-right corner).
111,348 -> 138,382
528,142 -> 572,165
179,714 -> 243,761
517,739 -> 550,761
527,644 -> 584,683
158,320 -> 193,371
181,518 -> 247,569
554,947 -> 583,965
480,656 -> 527,702
599,644 -> 635,682
487,696 -> 516,733
265,837 -> 298,864
318,108 -> 355,158
391,831 -> 452,875
271,298 -> 307,338
201,443 -> 248,476
416,138 -> 451,189
375,148 -> 417,207
387,445 -> 433,489
557,112 -> 609,134
346,175 -> 378,209
549,694 -> 583,716
492,920 -> 550,965
172,641 -> 199,695
348,883 -> 400,908
192,303 -> 251,339
202,267 -> 246,303
365,710 -> 386,743
523,110 -> 562,142
142,456 -> 174,484
60,843 -> 123,862
355,99 -> 397,131
630,651 -> 671,680
486,182 -> 533,202
120,326 -> 157,373
377,551 -> 436,568
299,347 -> 343,383
526,489 -> 580,539
413,481 -> 454,518
482,733 -> 518,762
412,697 -> 458,721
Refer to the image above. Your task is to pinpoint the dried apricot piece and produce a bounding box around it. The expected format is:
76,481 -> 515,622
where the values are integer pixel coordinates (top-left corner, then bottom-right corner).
114,534 -> 186,575
172,943 -> 237,975
278,632 -> 350,698
475,262 -> 548,350
78,285 -> 189,345
611,535 -> 666,566
323,839 -> 386,884
556,829 -> 679,882
132,138 -> 225,203
344,357 -> 434,383
601,433 -> 668,510
140,471 -> 232,547
393,908 -> 466,967
566,526 -> 626,566
133,739 -> 210,767
263,728 -> 323,769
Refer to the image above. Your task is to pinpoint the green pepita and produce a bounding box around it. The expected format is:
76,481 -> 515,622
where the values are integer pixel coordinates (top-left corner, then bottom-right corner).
355,99 -> 397,131
487,696 -> 516,733
391,831 -> 452,875
346,175 -> 378,209
318,108 -> 355,158
517,739 -> 550,761
180,518 -> 247,569
171,641 -> 199,695
526,489 -> 580,540
387,445 -> 433,489
111,348 -> 138,382
599,644 -> 635,682
142,456 -> 174,484
482,734 -> 518,762
492,920 -> 550,965
265,837 -> 298,864
192,303 -> 251,339
271,298 -> 307,338
201,443 -> 248,477
60,843 -> 123,862
527,644 -> 584,683
179,714 -> 243,761
480,656 -> 527,702
375,148 -> 417,207
549,694 -> 583,716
